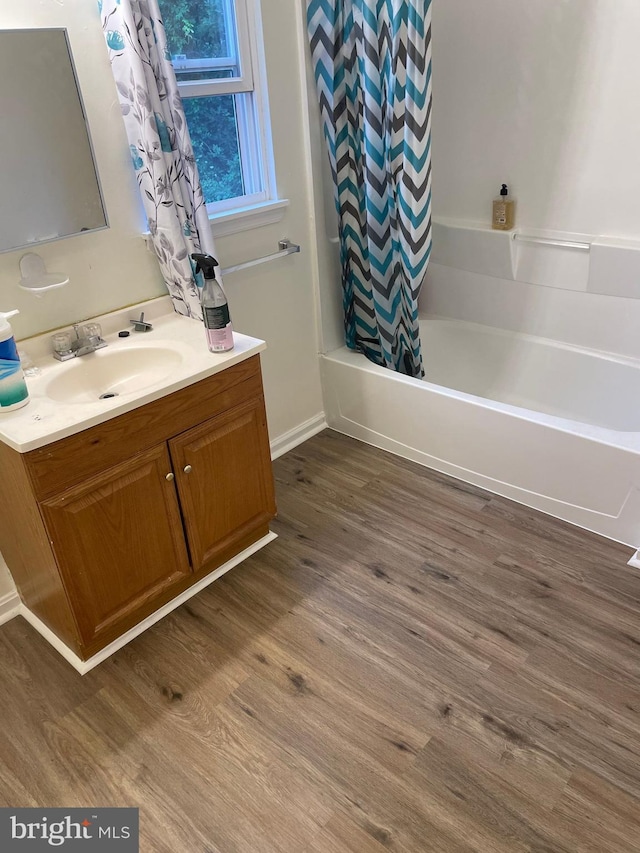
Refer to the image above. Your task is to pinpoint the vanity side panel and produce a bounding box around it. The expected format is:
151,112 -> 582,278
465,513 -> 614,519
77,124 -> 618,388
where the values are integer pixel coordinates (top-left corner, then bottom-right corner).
0,441 -> 81,653
25,356 -> 263,499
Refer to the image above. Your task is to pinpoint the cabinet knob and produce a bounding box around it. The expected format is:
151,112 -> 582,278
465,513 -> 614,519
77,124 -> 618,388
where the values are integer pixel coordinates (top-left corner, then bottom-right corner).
165,472 -> 175,481
183,465 -> 193,474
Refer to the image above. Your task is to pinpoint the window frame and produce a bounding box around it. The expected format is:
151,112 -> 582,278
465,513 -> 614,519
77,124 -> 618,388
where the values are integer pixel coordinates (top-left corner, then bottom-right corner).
169,0 -> 277,217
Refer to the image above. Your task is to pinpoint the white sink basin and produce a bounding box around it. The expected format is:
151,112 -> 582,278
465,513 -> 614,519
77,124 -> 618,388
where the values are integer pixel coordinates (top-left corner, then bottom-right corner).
0,298 -> 266,453
45,344 -> 186,404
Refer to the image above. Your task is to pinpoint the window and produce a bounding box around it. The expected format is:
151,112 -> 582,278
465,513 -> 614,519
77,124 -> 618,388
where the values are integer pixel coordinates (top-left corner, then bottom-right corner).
157,0 -> 276,216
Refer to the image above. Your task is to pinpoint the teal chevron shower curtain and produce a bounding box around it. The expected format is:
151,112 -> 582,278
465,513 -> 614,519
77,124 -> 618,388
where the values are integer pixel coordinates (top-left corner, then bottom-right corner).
308,0 -> 432,377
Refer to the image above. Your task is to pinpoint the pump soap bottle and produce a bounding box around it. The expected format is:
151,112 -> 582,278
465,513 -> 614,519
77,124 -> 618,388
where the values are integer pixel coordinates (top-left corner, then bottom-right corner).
192,253 -> 234,353
492,184 -> 516,231
0,310 -> 29,412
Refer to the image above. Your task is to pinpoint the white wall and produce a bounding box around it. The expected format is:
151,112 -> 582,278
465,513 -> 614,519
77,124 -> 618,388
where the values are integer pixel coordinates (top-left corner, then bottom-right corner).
214,0 -> 324,441
0,0 -> 324,600
431,0 -> 640,238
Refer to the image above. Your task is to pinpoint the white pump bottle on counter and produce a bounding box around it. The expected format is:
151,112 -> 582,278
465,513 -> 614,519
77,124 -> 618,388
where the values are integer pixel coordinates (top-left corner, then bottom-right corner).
0,310 -> 29,412
192,253 -> 234,353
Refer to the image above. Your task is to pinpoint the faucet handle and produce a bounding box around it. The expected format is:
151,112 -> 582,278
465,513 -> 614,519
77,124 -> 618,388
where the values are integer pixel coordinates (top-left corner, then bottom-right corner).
129,312 -> 153,332
82,322 -> 102,341
52,332 -> 73,356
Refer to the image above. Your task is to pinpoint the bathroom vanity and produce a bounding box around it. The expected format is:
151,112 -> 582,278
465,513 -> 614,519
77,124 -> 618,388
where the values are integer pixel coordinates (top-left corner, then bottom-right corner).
0,300 -> 276,672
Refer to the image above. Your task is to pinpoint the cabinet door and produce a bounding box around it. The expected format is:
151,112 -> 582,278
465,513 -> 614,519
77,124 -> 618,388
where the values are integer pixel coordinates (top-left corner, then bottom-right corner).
169,395 -> 276,571
41,444 -> 191,647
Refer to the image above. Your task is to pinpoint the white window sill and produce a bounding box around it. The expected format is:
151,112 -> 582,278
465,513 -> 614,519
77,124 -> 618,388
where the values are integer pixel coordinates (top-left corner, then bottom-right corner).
142,199 -> 290,253
208,199 -> 290,238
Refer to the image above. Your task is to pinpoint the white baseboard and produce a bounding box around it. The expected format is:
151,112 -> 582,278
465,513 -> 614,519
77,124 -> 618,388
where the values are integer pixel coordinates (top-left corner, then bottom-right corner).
19,531 -> 277,675
0,590 -> 20,626
628,550 -> 640,569
270,412 -> 327,460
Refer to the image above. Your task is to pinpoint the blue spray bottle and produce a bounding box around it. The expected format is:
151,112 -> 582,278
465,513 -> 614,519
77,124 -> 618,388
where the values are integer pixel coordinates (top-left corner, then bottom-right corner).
0,311 -> 29,411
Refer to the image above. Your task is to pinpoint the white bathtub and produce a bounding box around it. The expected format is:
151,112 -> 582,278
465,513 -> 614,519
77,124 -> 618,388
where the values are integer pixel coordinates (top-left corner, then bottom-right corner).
321,317 -> 640,548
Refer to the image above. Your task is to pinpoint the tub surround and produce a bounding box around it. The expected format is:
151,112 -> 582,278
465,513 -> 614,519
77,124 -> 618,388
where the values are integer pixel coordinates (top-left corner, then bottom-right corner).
432,219 -> 640,299
423,262 -> 640,364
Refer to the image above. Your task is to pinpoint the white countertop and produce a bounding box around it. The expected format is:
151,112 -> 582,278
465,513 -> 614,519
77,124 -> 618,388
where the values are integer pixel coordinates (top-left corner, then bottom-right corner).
1,297 -> 266,453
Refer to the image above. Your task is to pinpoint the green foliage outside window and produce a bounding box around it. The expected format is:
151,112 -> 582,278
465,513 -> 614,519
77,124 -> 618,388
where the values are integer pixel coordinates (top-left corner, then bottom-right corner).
183,96 -> 244,203
160,0 -> 227,59
158,0 -> 244,204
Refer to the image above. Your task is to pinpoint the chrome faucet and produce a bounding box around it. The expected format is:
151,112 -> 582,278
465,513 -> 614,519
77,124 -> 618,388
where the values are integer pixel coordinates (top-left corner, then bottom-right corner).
129,311 -> 153,332
52,322 -> 107,361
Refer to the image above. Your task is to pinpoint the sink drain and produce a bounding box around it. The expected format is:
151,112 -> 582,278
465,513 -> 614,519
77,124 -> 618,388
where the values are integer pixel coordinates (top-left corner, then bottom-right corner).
99,392 -> 119,400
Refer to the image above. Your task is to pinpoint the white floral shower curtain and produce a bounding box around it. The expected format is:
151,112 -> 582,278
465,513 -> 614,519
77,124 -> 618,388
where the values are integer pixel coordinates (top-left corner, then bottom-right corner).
101,0 -> 220,319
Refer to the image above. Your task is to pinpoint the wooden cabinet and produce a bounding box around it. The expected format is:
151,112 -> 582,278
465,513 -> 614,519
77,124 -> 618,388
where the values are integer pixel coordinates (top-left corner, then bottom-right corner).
169,397 -> 275,571
40,445 -> 191,648
0,356 -> 276,661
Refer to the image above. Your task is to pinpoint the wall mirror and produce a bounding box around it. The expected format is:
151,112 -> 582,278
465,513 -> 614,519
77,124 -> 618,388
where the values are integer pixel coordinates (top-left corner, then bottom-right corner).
0,28 -> 108,254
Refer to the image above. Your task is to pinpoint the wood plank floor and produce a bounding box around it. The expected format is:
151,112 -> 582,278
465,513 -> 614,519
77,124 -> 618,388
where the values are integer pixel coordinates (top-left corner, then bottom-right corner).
1,429 -> 640,852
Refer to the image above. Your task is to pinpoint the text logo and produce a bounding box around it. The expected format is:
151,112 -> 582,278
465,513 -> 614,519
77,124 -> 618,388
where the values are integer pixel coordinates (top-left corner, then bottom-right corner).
0,808 -> 138,851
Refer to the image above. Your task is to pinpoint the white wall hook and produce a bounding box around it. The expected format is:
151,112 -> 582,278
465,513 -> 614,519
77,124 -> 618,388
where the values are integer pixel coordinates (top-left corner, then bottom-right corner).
18,253 -> 69,293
